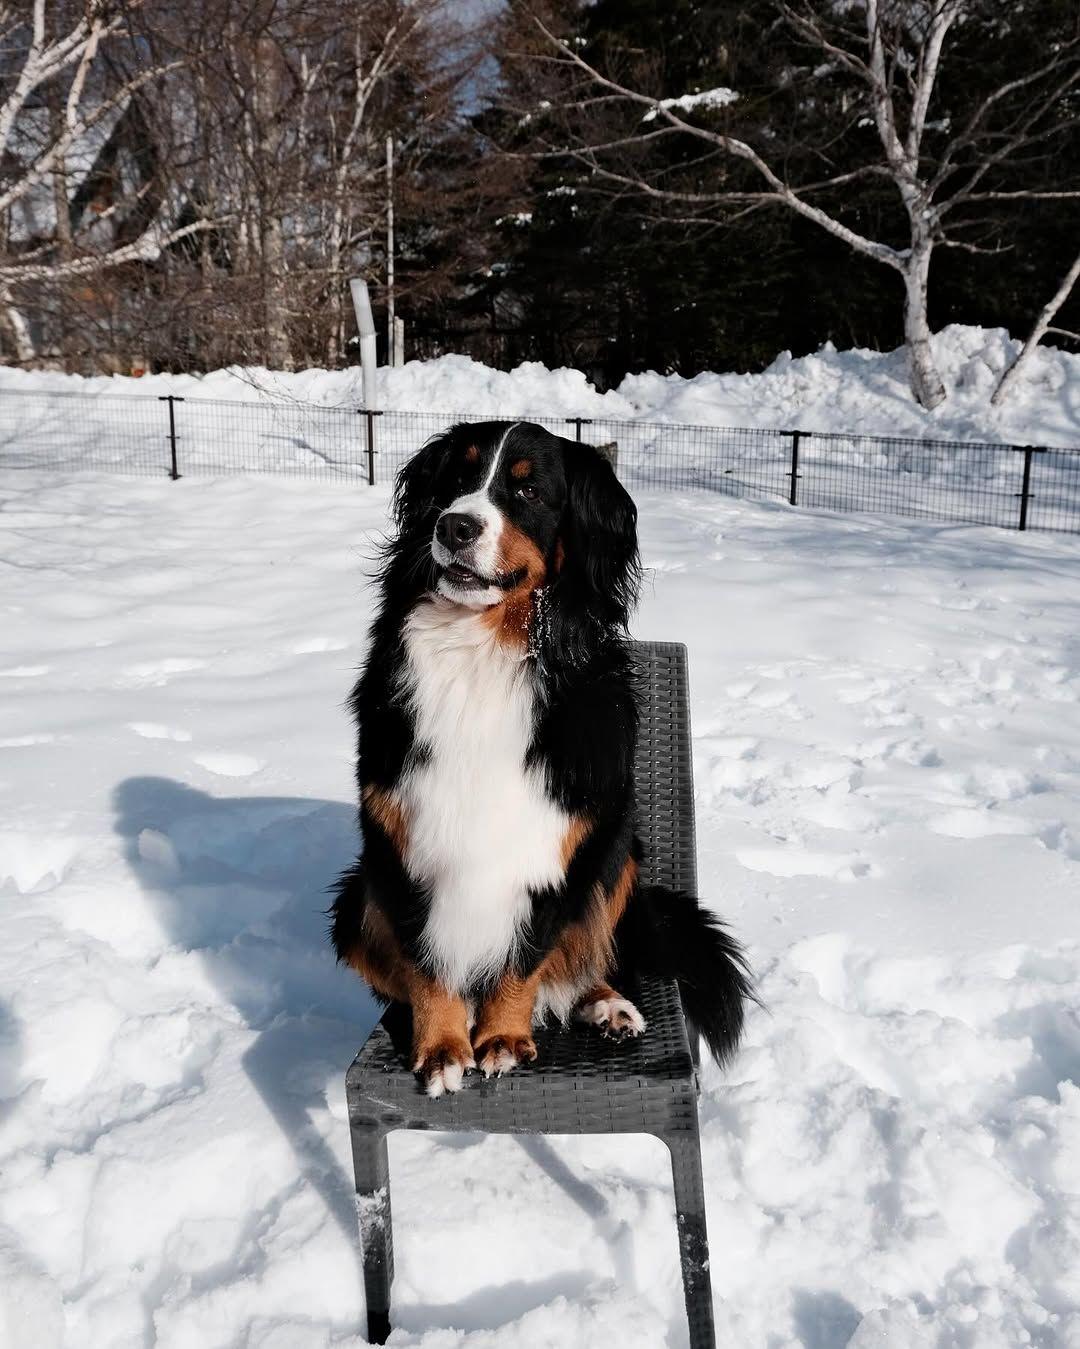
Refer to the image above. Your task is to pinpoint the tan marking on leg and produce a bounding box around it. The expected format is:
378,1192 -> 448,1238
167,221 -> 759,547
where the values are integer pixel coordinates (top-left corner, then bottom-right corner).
342,902 -> 472,1095
472,971 -> 542,1077
410,978 -> 474,1097
534,853 -> 639,1019
343,902 -> 412,1003
607,855 -> 637,928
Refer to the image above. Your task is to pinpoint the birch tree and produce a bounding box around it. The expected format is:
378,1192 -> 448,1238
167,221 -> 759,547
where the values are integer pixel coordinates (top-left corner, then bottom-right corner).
515,0 -> 1080,409
0,0 -> 216,362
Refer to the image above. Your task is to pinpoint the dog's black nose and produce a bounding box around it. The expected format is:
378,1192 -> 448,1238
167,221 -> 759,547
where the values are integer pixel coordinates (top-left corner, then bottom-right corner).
436,512 -> 482,551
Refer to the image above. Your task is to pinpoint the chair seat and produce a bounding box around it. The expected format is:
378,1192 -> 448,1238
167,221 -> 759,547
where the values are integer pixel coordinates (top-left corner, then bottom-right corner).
347,974 -> 697,1135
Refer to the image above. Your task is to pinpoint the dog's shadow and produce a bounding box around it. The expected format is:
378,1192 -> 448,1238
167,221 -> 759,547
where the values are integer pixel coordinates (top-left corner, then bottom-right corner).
112,777 -> 636,1333
112,777 -> 378,1269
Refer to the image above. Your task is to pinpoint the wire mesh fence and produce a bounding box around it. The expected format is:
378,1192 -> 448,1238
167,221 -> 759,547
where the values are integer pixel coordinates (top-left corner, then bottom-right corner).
1,386 -> 1078,535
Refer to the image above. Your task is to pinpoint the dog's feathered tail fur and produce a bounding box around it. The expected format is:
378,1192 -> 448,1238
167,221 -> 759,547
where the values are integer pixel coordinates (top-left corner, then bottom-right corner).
617,884 -> 755,1066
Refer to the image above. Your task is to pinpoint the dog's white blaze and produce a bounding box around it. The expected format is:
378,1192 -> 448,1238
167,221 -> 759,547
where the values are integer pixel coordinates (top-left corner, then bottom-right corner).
433,424 -> 521,607
399,594 -> 569,991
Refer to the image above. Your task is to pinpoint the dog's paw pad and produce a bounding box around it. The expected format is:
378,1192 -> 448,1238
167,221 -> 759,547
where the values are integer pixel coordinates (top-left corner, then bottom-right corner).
474,1034 -> 537,1078
576,996 -> 646,1040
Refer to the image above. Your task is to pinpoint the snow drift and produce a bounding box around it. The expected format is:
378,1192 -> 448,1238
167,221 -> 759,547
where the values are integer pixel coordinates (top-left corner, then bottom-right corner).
1,324 -> 1078,448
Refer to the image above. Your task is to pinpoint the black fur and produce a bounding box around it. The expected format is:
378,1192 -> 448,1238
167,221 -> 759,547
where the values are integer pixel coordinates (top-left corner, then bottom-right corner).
329,420 -> 753,1065
615,885 -> 755,1066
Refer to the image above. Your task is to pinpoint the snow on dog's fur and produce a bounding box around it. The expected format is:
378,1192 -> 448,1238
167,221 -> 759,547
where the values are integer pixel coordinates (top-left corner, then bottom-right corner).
330,420 -> 752,1095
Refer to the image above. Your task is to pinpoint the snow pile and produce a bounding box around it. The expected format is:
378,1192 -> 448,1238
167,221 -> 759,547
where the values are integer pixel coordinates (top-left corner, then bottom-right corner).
1,324 -> 1078,447
1,472 -> 1079,1346
622,325 -> 1080,447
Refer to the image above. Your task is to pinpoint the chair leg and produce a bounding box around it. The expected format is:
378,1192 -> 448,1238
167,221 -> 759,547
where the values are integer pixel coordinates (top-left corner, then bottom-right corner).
664,1126 -> 716,1349
350,1126 -> 394,1344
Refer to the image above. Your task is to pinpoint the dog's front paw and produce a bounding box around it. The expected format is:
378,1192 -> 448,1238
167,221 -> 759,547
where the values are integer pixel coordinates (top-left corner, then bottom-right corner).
413,1039 -> 475,1097
473,1033 -> 537,1078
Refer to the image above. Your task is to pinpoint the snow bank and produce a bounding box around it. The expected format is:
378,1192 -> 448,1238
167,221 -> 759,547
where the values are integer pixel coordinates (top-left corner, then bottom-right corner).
2,473 -> 1080,1346
2,324 -> 1078,447
622,325 -> 1080,448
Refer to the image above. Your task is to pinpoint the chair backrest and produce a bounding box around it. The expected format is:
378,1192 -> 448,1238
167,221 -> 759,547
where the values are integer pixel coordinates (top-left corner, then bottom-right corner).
632,641 -> 699,897
631,641 -> 701,1064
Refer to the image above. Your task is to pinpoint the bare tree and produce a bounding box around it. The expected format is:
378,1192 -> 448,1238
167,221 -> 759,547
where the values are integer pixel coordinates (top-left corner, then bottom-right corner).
516,1 -> 1080,408
0,0 -> 218,362
162,0 -> 488,372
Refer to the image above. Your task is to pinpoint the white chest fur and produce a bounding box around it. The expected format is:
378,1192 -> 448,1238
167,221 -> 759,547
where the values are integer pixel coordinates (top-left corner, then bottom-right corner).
398,598 -> 570,991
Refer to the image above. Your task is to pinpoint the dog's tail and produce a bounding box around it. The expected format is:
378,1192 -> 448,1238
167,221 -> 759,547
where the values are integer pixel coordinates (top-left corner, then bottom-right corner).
617,884 -> 755,1067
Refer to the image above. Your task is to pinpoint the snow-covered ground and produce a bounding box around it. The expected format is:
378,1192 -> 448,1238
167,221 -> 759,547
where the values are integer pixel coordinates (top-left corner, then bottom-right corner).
2,471 -> 1080,1349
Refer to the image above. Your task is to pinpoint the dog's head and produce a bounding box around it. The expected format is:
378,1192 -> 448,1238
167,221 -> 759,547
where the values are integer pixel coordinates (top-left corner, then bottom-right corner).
393,420 -> 639,628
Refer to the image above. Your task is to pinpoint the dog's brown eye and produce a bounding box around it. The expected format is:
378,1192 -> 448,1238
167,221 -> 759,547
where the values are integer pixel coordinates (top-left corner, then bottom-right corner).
517,483 -> 539,502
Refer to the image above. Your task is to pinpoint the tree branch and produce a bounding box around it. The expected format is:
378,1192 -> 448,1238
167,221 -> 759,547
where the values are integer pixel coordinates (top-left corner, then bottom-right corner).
992,248 -> 1080,404
0,218 -> 226,284
529,12 -> 905,270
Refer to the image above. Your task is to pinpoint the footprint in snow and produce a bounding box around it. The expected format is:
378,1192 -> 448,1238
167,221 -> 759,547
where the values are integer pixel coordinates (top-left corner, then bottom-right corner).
735,846 -> 875,881
192,752 -> 263,778
121,658 -> 206,686
292,637 -> 349,654
929,809 -> 1042,840
128,723 -> 193,742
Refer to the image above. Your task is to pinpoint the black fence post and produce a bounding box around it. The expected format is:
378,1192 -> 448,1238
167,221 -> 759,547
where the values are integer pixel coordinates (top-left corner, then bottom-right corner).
788,430 -> 802,506
363,410 -> 383,486
158,395 -> 184,480
565,417 -> 593,443
1016,446 -> 1037,531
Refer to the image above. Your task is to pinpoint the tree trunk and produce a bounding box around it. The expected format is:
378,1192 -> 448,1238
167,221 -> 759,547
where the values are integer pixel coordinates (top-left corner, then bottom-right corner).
252,39 -> 292,372
903,240 -> 946,410
1,291 -> 36,363
262,212 -> 291,370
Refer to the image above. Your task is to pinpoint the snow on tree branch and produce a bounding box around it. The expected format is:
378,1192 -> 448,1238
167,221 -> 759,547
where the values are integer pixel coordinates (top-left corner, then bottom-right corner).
642,88 -> 739,122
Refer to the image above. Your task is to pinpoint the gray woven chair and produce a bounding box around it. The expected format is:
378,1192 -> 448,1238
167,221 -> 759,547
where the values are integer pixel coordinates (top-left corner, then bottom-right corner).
345,641 -> 716,1348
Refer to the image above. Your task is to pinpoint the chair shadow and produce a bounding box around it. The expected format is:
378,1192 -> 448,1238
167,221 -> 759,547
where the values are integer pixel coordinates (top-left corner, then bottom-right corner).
392,1271 -> 594,1337
112,776 -> 379,1276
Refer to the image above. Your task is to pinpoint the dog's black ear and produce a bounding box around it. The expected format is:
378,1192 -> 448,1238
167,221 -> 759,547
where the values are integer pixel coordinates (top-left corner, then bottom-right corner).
393,429 -> 453,533
561,441 -> 640,626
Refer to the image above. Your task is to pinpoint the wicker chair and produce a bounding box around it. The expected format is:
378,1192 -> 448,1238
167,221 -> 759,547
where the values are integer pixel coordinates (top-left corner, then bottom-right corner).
345,641 -> 716,1348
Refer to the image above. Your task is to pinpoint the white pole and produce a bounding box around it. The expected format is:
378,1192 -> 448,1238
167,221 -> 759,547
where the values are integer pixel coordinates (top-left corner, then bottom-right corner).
349,277 -> 378,409
386,134 -> 395,367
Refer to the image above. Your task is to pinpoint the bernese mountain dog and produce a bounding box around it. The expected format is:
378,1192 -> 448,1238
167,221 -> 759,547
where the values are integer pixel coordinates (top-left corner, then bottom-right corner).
330,420 -> 752,1096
